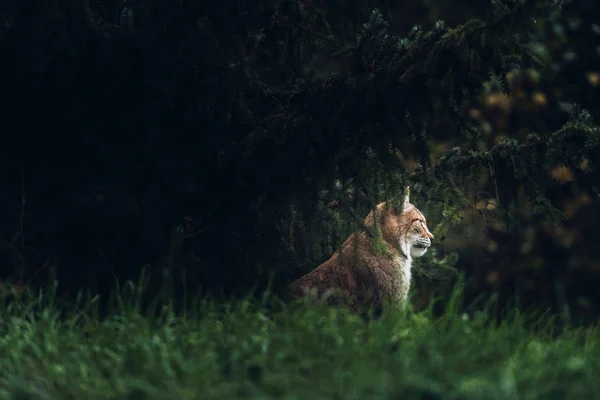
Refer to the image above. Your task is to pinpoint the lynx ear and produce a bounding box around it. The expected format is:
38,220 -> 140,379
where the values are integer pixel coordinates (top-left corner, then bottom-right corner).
403,186 -> 411,212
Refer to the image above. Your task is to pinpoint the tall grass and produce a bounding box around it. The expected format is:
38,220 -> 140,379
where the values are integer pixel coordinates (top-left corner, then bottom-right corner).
0,279 -> 598,399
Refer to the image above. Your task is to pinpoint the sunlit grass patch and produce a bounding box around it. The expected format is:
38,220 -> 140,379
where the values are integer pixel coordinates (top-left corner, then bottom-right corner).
0,281 -> 598,399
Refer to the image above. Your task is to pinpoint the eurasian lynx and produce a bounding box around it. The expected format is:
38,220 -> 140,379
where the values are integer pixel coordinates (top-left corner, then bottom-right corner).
287,188 -> 434,314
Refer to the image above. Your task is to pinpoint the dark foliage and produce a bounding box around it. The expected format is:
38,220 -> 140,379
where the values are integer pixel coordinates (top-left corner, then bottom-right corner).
0,0 -> 599,319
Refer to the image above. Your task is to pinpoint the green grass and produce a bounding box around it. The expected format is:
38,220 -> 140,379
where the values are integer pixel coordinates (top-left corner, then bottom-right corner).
0,282 -> 598,400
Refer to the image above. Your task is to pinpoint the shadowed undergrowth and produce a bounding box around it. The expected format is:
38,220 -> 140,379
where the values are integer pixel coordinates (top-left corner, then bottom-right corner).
0,280 -> 598,399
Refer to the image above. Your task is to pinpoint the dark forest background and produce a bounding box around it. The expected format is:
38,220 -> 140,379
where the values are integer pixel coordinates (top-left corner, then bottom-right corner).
1,0 -> 599,322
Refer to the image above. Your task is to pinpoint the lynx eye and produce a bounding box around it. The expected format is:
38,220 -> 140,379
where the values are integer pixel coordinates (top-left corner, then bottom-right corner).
411,220 -> 425,232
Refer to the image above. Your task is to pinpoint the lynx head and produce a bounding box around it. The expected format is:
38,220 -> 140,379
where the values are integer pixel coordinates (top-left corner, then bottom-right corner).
367,187 -> 434,258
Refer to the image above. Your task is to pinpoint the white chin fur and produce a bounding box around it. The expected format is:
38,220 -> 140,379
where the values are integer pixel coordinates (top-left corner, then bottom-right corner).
410,246 -> 429,257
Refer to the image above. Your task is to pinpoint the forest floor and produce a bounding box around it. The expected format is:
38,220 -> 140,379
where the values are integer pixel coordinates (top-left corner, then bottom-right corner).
0,285 -> 597,399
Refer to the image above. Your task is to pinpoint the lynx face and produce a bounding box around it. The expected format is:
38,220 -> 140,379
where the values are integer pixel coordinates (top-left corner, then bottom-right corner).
404,210 -> 434,258
374,192 -> 434,259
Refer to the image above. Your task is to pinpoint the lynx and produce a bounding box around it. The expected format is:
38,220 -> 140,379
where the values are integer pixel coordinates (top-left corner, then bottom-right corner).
286,188 -> 434,314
